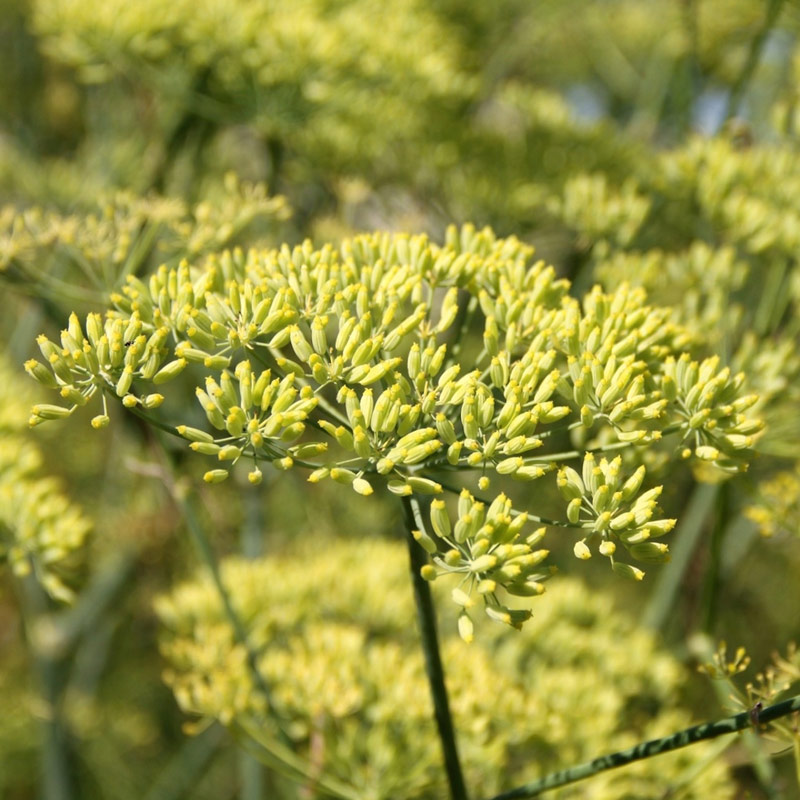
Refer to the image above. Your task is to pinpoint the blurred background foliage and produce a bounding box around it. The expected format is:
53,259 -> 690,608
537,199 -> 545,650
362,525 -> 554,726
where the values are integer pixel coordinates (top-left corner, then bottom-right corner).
3,0 -> 800,797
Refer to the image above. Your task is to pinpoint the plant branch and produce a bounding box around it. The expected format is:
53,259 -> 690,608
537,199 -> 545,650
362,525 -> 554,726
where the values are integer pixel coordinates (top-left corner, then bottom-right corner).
153,433 -> 293,747
483,693 -> 800,800
401,495 -> 468,800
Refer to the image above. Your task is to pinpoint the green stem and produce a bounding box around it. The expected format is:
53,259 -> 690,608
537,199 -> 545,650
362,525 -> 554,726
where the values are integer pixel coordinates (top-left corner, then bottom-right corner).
240,485 -> 266,799
641,482 -> 719,630
483,693 -> 800,800
154,435 -> 292,747
14,575 -> 75,800
724,0 -> 786,123
701,481 -> 729,633
401,496 -> 468,800
143,725 -> 226,800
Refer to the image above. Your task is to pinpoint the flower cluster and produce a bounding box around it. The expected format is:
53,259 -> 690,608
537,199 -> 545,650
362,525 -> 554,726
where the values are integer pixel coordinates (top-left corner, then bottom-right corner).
1,175 -> 289,295
662,354 -> 762,473
26,225 -> 762,630
418,491 -> 551,640
557,453 -> 675,578
157,537 -> 736,800
0,355 -> 90,601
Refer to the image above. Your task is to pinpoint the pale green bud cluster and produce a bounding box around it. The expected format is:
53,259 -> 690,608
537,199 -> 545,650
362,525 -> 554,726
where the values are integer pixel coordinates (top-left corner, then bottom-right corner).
27,224 -> 761,631
26,311 -> 177,427
180,360 -> 321,484
156,537 -> 735,799
551,173 -> 651,247
662,354 -> 763,472
0,356 -> 90,602
557,453 -> 676,578
419,490 -> 551,639
1,176 -> 289,288
596,243 -> 748,350
745,465 -> 800,538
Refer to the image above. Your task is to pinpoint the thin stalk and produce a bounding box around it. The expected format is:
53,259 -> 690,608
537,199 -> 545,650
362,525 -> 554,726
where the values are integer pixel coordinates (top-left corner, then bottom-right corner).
401,496 -> 468,800
142,724 -> 227,800
233,718 -> 361,800
153,434 -> 292,747
483,693 -> 800,800
700,481 -> 729,633
240,486 -> 266,800
13,574 -> 75,800
723,0 -> 786,123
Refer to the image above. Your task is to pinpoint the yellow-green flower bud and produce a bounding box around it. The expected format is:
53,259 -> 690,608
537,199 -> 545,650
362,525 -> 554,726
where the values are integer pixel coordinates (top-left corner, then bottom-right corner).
695,445 -> 720,461
153,358 -> 187,384
218,445 -> 242,461
204,355 -> 231,370
24,359 -> 58,388
203,469 -> 229,484
187,325 -> 216,351
330,467 -> 356,485
412,528 -> 438,554
515,465 -> 549,480
609,511 -> 635,531
142,394 -> 164,409
85,313 -> 103,345
496,457 -> 523,475
628,542 -> 670,563
116,366 -> 134,397
32,403 -> 72,420
539,405 -> 571,424
620,465 -> 646,500
430,499 -> 450,538
352,477 -> 373,496
248,468 -> 263,485
91,414 -> 110,429
457,610 -> 474,643
225,407 -> 246,437
599,540 -> 616,556
470,554 -> 498,572
190,441 -> 222,456
420,565 -> 437,582
612,562 -> 645,580
177,425 -> 214,443
290,442 -> 326,459
451,587 -> 474,608
447,441 -> 462,465
402,440 -> 443,465
59,385 -> 88,406
307,467 -> 330,483
406,476 -> 443,495
573,540 -> 591,560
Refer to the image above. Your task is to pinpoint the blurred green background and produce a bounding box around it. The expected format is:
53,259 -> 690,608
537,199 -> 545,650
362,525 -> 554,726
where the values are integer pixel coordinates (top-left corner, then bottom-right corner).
3,0 -> 800,797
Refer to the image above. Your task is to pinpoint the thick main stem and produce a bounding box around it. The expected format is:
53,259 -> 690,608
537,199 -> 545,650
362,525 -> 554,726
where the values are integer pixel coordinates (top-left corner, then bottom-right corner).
401,496 -> 468,800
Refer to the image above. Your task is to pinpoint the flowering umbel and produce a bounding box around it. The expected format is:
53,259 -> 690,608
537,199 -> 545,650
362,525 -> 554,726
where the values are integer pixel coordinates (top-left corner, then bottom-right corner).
26,225 -> 763,633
